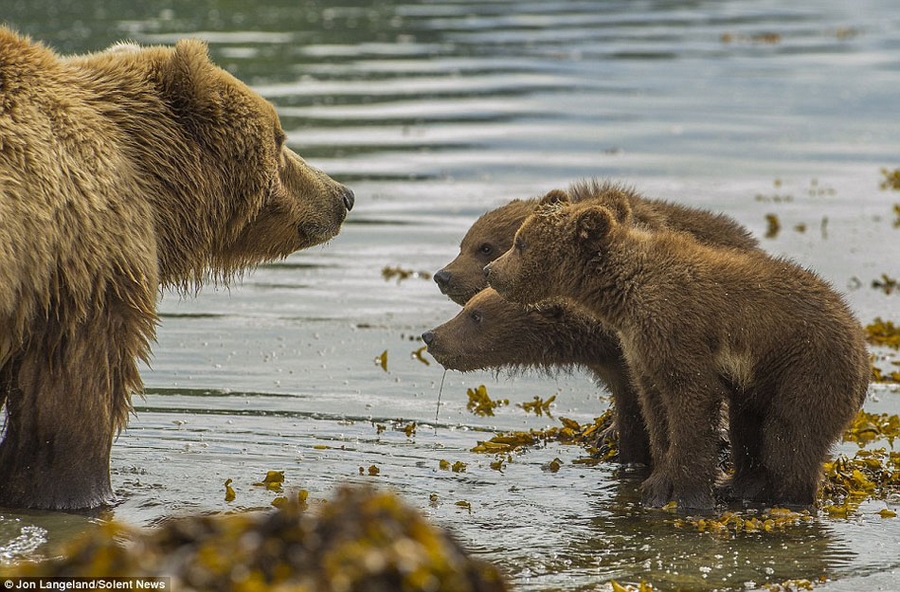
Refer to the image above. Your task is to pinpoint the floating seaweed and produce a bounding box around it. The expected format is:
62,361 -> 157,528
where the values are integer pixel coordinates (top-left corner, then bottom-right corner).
519,394 -> 556,417
842,411 -> 900,447
381,265 -> 432,283
673,507 -> 814,535
470,411 -> 614,458
437,460 -> 466,473
252,470 -> 285,493
223,479 -> 235,502
871,365 -> 900,384
411,345 -> 430,365
865,318 -> 900,349
465,384 -> 508,417
402,421 -> 417,438
872,274 -> 899,295
764,213 -> 781,238
374,349 -> 388,372
879,167 -> 900,191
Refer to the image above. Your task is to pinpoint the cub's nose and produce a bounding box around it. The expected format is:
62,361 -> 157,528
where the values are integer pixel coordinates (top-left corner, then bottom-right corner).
339,186 -> 355,211
433,269 -> 451,292
421,331 -> 434,346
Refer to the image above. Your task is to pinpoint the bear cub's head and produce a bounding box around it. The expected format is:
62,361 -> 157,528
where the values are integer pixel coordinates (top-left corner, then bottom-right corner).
484,189 -> 629,307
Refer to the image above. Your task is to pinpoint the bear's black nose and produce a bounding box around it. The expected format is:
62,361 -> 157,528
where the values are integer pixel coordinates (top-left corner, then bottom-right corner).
421,331 -> 434,346
433,269 -> 451,291
340,186 -> 355,211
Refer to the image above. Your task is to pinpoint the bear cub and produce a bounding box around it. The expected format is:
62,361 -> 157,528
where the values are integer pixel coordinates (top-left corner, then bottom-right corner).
485,190 -> 869,510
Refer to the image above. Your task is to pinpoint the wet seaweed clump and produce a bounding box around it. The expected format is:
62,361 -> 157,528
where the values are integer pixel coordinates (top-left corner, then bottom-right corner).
381,265 -> 432,283
819,411 -> 900,517
4,486 -> 510,592
865,318 -> 900,349
608,581 -> 655,592
519,394 -> 556,417
466,385 -> 508,417
470,411 -> 616,463
879,167 -> 900,191
764,213 -> 781,238
871,364 -> 900,384
673,507 -> 813,535
871,273 -> 899,295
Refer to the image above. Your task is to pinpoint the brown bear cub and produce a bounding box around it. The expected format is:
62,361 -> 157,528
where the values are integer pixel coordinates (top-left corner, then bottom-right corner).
429,179 -> 758,466
422,288 -> 650,464
0,29 -> 353,510
434,179 -> 759,305
485,190 -> 869,510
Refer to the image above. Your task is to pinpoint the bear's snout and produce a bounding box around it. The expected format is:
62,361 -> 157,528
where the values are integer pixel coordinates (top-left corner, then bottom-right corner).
339,185 -> 355,212
433,269 -> 451,292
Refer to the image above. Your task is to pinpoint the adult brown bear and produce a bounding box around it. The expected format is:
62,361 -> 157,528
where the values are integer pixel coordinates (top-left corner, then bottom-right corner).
485,190 -> 869,510
0,29 -> 354,510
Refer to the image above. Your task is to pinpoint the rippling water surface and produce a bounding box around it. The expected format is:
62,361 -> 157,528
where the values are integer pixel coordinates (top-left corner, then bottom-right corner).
3,1 -> 900,589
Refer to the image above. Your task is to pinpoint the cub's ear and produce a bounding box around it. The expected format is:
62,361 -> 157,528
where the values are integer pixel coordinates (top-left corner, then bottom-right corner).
538,189 -> 571,207
604,192 -> 633,225
575,206 -> 615,245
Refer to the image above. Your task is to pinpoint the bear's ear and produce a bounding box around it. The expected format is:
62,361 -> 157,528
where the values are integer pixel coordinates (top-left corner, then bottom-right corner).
538,189 -> 571,207
574,206 -> 615,246
160,39 -> 222,120
604,192 -> 633,225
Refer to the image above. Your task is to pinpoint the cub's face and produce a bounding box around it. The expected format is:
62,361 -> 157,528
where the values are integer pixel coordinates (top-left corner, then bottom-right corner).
422,288 -> 561,371
484,207 -> 566,307
434,200 -> 535,305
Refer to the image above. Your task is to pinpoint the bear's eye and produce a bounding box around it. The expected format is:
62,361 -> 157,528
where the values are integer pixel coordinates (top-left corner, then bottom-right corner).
469,310 -> 483,324
478,243 -> 493,256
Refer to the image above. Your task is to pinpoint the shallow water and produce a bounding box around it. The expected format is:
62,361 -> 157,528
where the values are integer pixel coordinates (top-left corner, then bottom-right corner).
3,0 -> 900,589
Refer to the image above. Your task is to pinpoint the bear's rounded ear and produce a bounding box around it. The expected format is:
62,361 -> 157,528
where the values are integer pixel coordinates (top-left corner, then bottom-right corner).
604,193 -> 633,225
538,189 -> 571,207
160,39 -> 222,118
575,207 -> 614,244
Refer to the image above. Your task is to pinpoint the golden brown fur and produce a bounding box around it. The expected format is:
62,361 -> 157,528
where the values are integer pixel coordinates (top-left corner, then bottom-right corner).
0,28 -> 353,510
486,190 -> 869,510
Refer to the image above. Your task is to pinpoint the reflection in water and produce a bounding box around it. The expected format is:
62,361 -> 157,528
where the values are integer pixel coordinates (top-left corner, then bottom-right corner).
3,0 -> 900,589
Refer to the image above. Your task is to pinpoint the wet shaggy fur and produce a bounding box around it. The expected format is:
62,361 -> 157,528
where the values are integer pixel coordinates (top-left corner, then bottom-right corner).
430,180 -> 758,466
485,190 -> 869,510
422,288 -> 650,464
0,29 -> 353,510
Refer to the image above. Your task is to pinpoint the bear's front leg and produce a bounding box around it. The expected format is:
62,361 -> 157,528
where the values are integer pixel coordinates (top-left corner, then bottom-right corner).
590,360 -> 652,467
0,293 -> 149,511
663,375 -> 725,511
0,350 -> 118,510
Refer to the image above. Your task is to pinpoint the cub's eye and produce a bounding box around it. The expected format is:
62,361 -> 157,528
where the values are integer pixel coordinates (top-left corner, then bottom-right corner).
478,243 -> 493,256
469,310 -> 483,324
